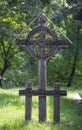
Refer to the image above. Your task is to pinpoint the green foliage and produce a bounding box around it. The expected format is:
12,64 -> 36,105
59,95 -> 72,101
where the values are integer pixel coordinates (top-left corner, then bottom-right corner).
0,0 -> 82,88
40,0 -> 51,5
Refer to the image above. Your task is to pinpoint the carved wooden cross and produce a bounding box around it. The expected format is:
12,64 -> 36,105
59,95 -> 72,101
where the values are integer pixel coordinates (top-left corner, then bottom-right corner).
16,15 -> 69,122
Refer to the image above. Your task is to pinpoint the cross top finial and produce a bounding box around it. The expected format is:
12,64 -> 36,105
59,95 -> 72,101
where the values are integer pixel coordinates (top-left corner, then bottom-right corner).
38,15 -> 46,26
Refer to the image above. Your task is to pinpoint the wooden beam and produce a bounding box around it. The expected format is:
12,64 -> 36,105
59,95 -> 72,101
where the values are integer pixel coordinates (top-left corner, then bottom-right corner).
19,89 -> 67,96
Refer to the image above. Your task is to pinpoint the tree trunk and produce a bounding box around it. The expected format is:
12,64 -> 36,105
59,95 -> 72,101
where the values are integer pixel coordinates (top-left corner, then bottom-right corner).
0,60 -> 11,88
0,78 -> 2,88
67,26 -> 80,87
0,37 -> 12,88
67,53 -> 77,87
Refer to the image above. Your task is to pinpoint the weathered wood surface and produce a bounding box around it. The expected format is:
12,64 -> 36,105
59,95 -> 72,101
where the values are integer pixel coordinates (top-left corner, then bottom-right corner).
19,83 -> 67,123
19,89 -> 67,96
25,83 -> 32,120
54,83 -> 60,123
17,15 -> 68,123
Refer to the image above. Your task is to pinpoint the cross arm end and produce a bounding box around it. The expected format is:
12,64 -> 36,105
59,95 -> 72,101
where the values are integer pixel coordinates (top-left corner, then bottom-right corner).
16,39 -> 27,46
57,39 -> 69,47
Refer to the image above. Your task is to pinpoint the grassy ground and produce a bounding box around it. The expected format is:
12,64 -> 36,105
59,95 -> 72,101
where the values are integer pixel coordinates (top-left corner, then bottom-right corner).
0,86 -> 82,130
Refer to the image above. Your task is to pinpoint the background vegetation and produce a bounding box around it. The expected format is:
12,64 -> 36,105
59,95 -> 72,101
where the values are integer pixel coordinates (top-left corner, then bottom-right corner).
0,0 -> 82,88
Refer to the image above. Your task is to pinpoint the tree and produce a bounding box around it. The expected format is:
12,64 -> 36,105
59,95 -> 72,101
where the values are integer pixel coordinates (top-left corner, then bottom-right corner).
0,0 -> 42,88
0,0 -> 82,88
47,0 -> 82,87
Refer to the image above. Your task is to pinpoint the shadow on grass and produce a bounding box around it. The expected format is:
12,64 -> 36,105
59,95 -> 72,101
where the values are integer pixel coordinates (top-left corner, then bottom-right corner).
61,97 -> 82,117
48,96 -> 82,122
48,96 -> 82,130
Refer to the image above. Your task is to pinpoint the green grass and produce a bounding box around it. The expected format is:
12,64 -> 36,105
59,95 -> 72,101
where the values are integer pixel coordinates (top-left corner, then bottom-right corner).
0,87 -> 82,130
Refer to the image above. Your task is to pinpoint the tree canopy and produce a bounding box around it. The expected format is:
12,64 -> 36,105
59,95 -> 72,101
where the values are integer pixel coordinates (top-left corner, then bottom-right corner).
0,0 -> 82,88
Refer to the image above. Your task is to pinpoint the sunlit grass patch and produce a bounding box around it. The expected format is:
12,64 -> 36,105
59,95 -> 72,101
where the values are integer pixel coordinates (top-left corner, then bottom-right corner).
0,87 -> 82,130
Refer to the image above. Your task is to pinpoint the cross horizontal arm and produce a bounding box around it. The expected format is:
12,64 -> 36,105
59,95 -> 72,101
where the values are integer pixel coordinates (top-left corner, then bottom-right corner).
55,39 -> 69,47
45,39 -> 69,46
16,39 -> 38,46
16,39 -> 69,48
19,89 -> 67,96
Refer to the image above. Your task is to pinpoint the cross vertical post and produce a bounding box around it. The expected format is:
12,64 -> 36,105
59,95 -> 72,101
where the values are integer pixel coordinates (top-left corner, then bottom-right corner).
54,83 -> 60,123
25,82 -> 32,120
38,59 -> 47,122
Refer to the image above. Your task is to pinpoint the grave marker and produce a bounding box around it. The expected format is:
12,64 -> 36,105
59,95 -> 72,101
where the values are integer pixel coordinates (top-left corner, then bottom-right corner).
17,15 -> 69,123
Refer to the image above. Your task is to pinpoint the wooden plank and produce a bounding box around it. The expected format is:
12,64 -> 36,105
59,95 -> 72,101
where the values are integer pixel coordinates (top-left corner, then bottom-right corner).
25,83 -> 32,121
16,39 -> 38,46
19,89 -> 67,96
38,59 -> 47,122
39,96 -> 46,122
54,83 -> 60,123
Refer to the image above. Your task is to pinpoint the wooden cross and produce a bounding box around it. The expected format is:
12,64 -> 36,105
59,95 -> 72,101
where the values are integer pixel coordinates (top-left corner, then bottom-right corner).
16,15 -> 69,122
19,82 -> 67,123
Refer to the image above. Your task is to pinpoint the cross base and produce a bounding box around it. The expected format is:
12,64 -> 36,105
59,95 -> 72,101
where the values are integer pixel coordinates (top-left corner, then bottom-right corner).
19,83 -> 67,123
